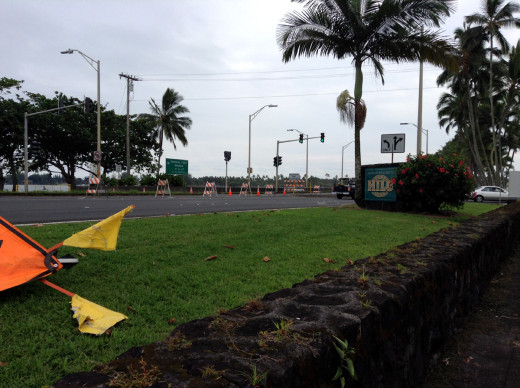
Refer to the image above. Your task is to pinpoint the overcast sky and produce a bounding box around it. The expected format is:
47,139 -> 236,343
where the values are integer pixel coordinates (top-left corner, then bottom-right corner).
3,0 -> 520,180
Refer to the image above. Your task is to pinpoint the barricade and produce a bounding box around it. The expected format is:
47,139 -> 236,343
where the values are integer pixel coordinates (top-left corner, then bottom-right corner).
239,183 -> 250,196
155,179 -> 171,197
283,179 -> 305,193
312,185 -> 320,194
265,184 -> 273,195
86,177 -> 101,197
203,182 -> 217,197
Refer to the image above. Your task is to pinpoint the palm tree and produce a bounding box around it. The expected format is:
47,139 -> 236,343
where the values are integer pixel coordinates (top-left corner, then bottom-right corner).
466,0 -> 520,184
277,0 -> 456,202
141,88 -> 192,176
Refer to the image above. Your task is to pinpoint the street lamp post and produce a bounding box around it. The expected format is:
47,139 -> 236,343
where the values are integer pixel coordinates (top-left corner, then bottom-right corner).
61,49 -> 101,177
248,104 -> 277,193
400,122 -> 429,154
341,141 -> 354,178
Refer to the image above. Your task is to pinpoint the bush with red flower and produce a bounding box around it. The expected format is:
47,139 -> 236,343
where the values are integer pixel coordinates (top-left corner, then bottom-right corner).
395,153 -> 475,213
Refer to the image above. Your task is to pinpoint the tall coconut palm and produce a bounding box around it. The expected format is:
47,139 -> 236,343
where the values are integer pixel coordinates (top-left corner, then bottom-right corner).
466,0 -> 520,184
278,0 -> 456,202
141,88 -> 192,176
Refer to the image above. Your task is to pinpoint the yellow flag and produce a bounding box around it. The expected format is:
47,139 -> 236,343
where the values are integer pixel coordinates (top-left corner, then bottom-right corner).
71,294 -> 127,335
63,205 -> 134,251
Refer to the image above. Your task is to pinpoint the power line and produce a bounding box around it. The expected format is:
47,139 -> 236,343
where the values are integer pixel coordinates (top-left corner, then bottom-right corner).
131,86 -> 441,102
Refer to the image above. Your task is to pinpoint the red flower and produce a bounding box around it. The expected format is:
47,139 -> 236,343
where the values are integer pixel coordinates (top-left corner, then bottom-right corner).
399,180 -> 404,186
419,188 -> 423,193
439,167 -> 445,173
391,178 -> 396,184
459,160 -> 464,166
415,173 -> 419,179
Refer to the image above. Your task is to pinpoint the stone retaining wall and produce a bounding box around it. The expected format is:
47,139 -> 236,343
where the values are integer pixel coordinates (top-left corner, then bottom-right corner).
55,203 -> 520,387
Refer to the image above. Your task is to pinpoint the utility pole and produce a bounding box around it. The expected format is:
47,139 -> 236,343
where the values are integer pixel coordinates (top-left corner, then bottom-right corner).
119,73 -> 141,175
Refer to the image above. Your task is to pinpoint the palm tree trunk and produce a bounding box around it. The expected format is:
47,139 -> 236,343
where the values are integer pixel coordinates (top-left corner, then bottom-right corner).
354,61 -> 363,203
156,129 -> 164,177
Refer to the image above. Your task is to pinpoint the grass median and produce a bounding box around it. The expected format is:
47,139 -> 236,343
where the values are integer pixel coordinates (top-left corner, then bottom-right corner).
0,202 -> 498,387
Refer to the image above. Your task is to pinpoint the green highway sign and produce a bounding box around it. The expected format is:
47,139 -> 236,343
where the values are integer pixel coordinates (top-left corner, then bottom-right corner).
166,158 -> 188,175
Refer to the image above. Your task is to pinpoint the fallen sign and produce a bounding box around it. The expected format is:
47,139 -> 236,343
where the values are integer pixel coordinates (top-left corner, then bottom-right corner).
0,205 -> 135,335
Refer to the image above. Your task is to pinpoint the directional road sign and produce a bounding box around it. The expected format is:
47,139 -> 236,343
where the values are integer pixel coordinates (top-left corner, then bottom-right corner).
381,134 -> 405,153
166,158 -> 188,175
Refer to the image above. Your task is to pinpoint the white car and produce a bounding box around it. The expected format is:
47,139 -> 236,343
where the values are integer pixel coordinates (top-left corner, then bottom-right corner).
471,186 -> 510,202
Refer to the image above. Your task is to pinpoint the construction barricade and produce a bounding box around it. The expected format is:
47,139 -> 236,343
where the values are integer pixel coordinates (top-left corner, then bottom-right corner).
86,177 -> 101,197
283,180 -> 305,193
239,183 -> 250,196
203,182 -> 218,197
265,184 -> 273,195
312,185 -> 321,194
155,179 -> 171,197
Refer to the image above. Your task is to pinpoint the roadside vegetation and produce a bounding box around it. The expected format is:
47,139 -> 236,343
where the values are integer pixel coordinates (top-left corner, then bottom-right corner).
0,203 -> 498,387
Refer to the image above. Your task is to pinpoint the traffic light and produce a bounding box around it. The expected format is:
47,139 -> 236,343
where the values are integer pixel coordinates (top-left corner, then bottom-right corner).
278,156 -> 282,166
320,132 -> 325,143
299,134 -> 303,143
273,156 -> 278,167
29,141 -> 41,159
224,151 -> 231,162
84,97 -> 94,113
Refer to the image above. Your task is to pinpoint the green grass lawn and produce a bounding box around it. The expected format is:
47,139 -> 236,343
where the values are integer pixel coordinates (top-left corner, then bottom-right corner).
0,202 -> 498,387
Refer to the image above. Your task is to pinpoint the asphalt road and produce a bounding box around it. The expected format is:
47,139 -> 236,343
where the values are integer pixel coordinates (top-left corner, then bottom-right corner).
0,194 -> 352,225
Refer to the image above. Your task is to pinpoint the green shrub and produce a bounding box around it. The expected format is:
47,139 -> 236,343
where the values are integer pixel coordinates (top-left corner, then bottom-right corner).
395,153 -> 475,213
139,174 -> 157,186
119,175 -> 138,186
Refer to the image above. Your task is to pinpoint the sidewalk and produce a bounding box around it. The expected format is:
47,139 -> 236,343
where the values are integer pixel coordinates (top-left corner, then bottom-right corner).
423,252 -> 520,387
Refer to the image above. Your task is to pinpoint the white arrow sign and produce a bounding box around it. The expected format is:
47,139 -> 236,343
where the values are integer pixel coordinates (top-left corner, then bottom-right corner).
381,134 -> 405,153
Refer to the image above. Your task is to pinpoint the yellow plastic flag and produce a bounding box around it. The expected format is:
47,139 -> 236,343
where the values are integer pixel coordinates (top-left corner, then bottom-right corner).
63,205 -> 134,251
71,294 -> 128,335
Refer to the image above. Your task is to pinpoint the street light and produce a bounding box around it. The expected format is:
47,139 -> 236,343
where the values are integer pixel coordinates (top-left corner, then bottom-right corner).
400,122 -> 429,154
287,129 -> 309,188
61,48 -> 101,177
248,104 -> 277,192
341,141 -> 354,178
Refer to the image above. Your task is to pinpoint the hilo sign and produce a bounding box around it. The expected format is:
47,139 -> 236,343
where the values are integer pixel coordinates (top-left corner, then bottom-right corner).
365,167 -> 397,202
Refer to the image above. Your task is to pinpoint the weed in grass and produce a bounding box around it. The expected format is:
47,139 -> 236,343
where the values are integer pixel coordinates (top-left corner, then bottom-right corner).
361,299 -> 373,308
372,276 -> 382,287
239,364 -> 269,388
244,299 -> 266,312
109,357 -> 160,388
415,260 -> 427,267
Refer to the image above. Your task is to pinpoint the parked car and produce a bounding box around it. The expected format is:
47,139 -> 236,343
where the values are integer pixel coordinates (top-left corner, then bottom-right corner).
470,186 -> 512,202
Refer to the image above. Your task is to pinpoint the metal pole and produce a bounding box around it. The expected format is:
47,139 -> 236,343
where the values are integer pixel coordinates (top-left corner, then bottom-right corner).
96,59 -> 101,177
417,56 -> 423,156
341,145 -> 344,179
225,161 -> 228,193
125,77 -> 130,174
305,134 -> 309,189
248,114 -> 252,194
275,141 -> 280,193
24,112 -> 28,193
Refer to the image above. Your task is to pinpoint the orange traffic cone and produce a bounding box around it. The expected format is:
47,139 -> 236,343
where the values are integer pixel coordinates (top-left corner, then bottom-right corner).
190,187 -> 193,194
256,187 -> 260,196
228,188 -> 232,196
283,188 -> 286,195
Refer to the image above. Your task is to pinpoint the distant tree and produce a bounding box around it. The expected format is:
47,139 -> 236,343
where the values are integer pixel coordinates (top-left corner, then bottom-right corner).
141,88 -> 192,176
466,0 -> 520,183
